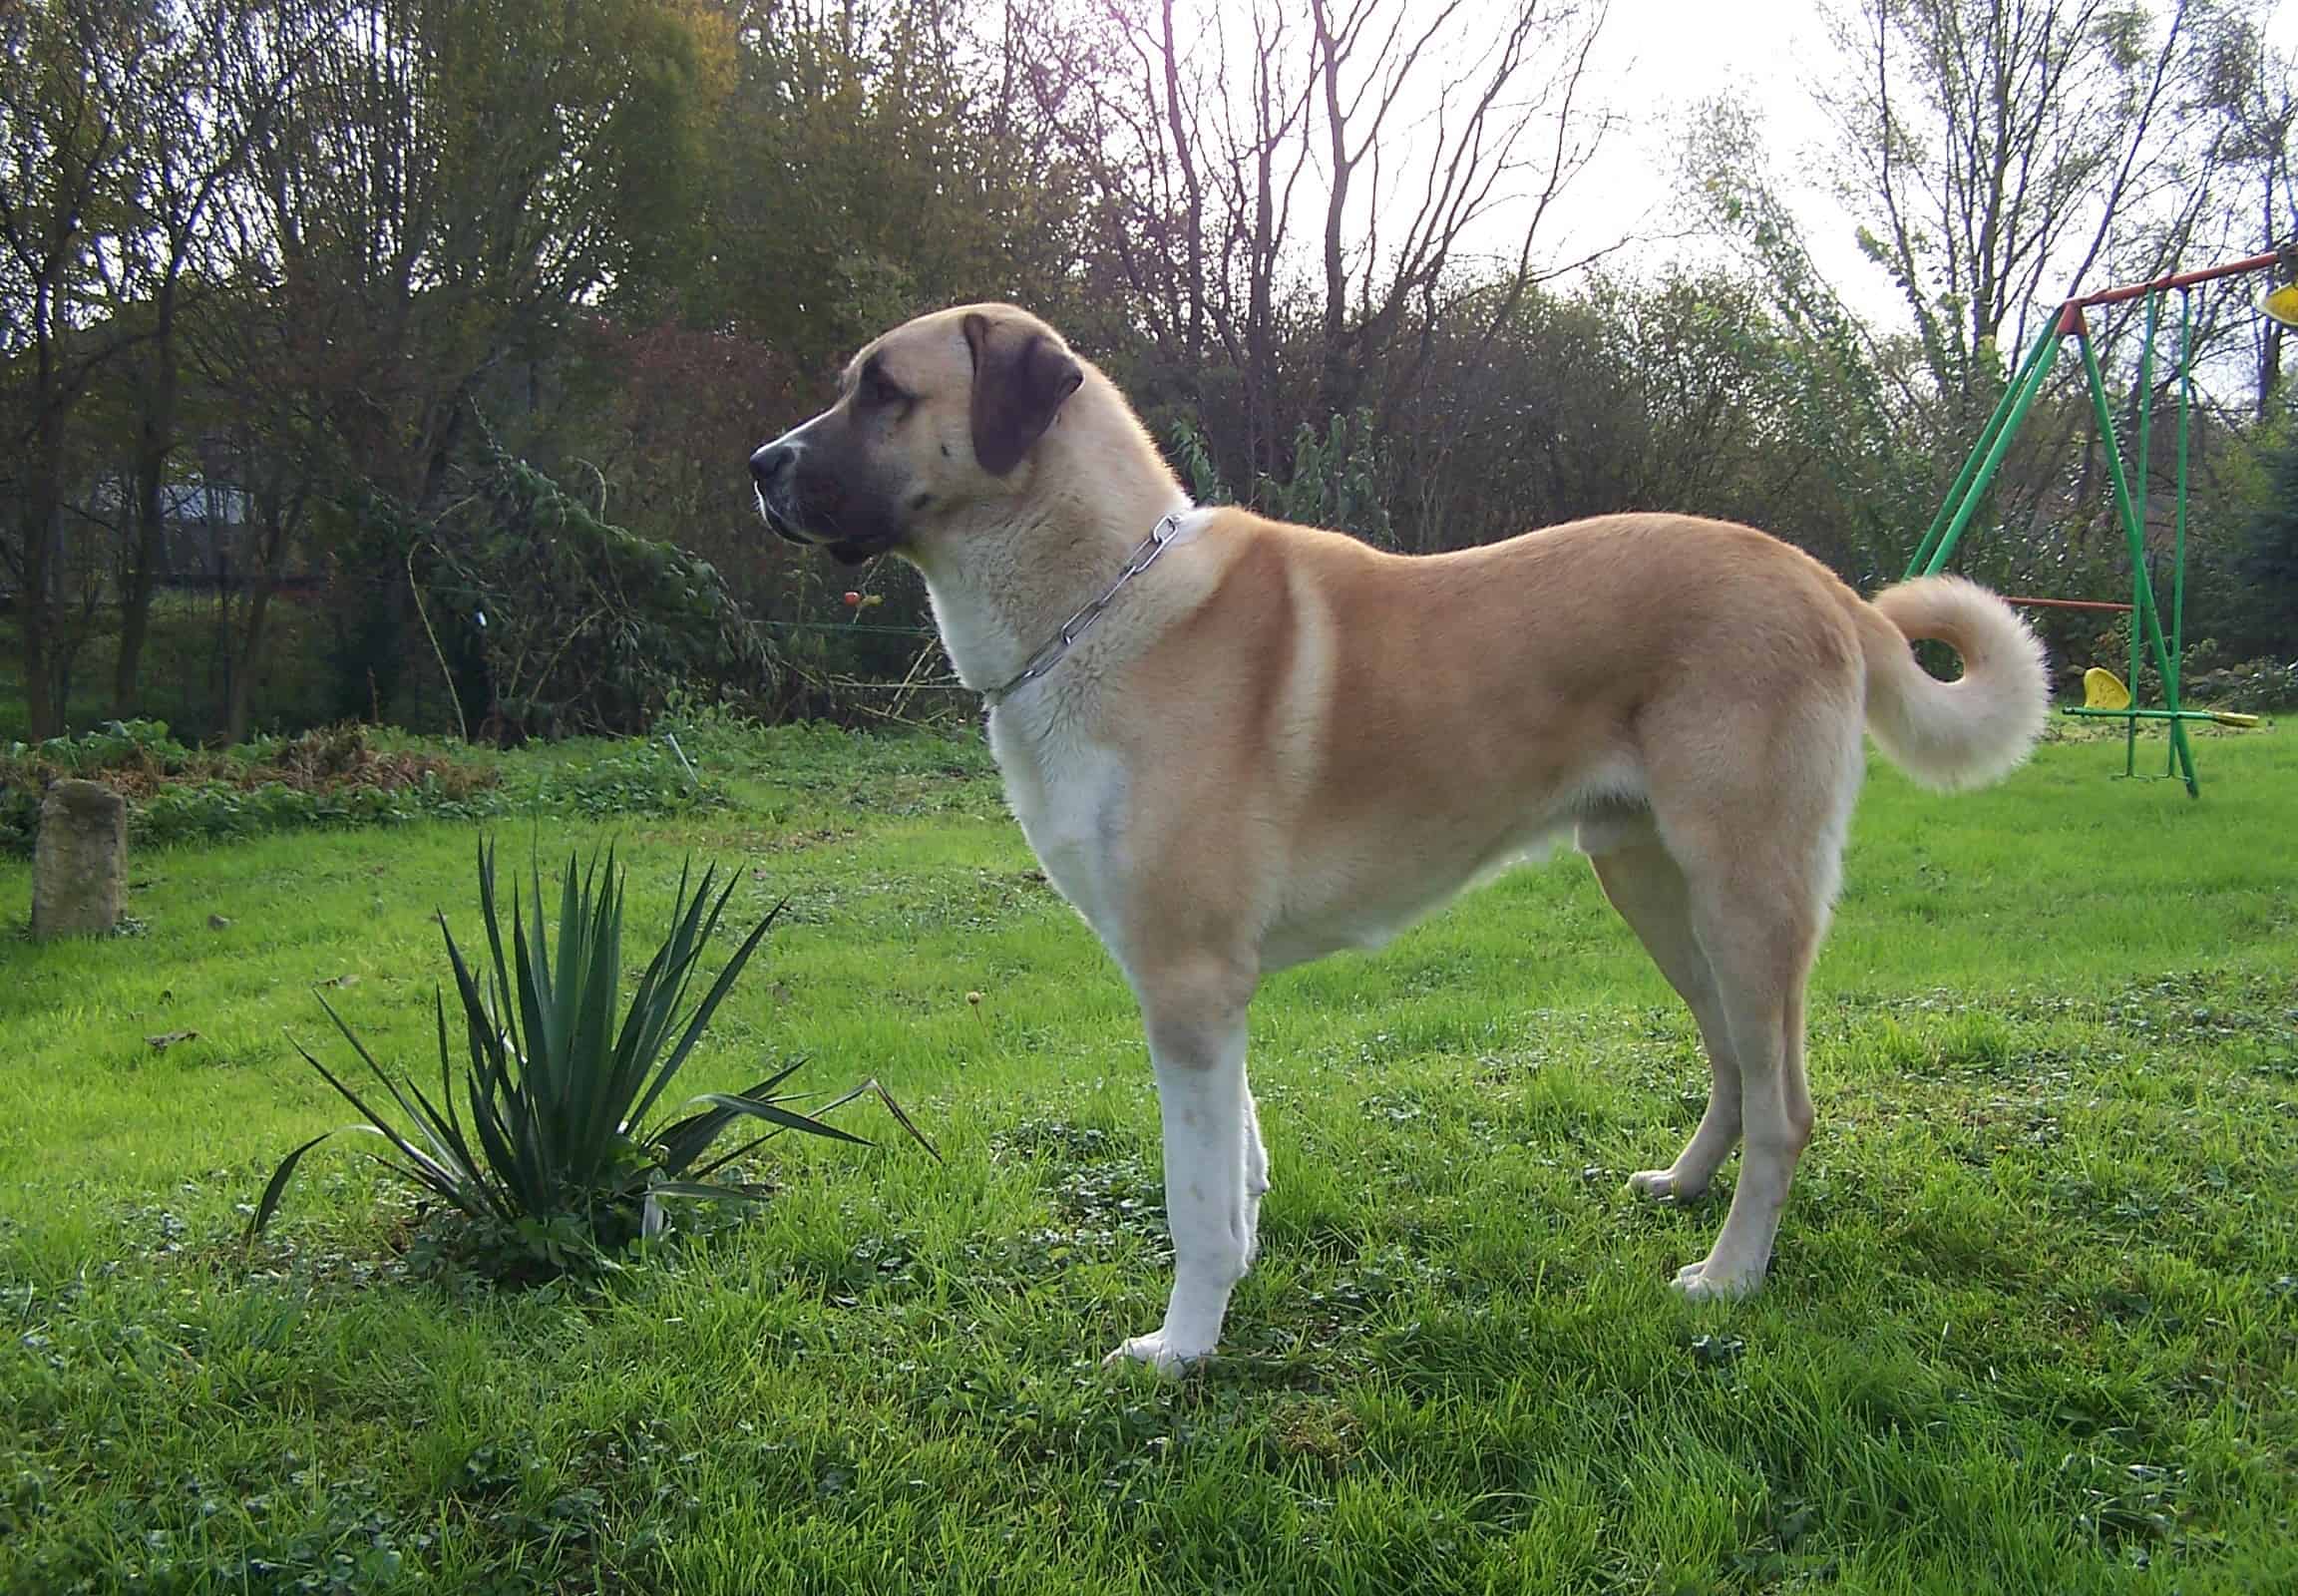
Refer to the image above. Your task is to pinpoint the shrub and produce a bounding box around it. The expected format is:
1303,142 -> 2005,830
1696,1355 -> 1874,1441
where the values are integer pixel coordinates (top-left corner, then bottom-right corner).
249,843 -> 936,1281
1168,408 -> 1397,548
355,439 -> 774,742
2183,656 -> 2298,714
0,721 -> 729,856
2074,632 -> 2298,715
524,737 -> 724,820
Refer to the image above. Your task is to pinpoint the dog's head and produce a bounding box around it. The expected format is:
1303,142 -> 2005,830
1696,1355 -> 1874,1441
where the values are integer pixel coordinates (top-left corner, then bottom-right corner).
748,304 -> 1085,567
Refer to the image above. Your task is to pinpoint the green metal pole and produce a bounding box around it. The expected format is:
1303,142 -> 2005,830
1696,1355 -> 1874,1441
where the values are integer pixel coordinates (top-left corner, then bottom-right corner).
1919,328 -> 2065,579
2169,288 -> 2193,781
2125,295 -> 2158,778
2076,331 -> 2198,795
2123,549 -> 2145,778
1906,328 -> 2059,580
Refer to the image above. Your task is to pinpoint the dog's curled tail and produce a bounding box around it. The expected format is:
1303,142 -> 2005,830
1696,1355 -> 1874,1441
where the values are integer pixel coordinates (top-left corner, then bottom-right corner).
1856,576 -> 2050,792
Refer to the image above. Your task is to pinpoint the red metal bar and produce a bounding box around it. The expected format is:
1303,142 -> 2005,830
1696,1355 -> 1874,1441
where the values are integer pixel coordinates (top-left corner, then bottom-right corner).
2062,249 -> 2286,312
2004,596 -> 2134,613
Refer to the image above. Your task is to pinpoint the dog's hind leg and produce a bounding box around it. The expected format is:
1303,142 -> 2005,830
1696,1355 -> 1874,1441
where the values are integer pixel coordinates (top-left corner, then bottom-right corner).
1664,908 -> 1815,1301
1243,1073 -> 1271,1266
1583,821 -> 1740,1202
1648,727 -> 1851,1300
1106,957 -> 1259,1372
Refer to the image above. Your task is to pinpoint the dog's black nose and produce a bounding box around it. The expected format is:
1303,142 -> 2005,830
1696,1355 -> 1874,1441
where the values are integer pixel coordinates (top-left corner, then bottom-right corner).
749,443 -> 794,489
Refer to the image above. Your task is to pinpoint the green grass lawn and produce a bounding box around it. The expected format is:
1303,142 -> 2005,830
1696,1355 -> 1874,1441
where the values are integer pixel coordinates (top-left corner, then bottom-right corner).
3,721 -> 2294,1594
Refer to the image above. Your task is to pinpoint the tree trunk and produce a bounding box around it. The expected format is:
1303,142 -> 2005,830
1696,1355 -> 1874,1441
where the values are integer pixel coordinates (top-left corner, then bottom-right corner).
223,580 -> 275,745
222,485 -> 300,745
19,597 -> 62,743
2262,191 -> 2285,416
17,403 -> 70,741
114,279 -> 180,713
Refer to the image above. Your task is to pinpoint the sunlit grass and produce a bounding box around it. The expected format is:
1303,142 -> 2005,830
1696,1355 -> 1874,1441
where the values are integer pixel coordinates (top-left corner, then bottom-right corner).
2,720 -> 2293,1592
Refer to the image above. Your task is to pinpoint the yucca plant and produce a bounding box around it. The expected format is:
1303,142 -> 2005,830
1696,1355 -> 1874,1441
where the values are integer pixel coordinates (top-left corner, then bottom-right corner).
249,842 -> 934,1278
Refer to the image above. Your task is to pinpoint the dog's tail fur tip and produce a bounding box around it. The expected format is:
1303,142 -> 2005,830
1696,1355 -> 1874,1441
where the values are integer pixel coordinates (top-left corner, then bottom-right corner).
1859,576 -> 2050,792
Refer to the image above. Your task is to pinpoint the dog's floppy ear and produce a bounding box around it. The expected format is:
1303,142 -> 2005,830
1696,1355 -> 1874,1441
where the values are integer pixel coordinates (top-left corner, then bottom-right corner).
963,312 -> 1084,476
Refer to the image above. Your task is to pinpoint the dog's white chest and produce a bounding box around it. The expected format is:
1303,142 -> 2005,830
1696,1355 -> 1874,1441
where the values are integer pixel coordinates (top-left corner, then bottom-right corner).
989,718 -> 1133,955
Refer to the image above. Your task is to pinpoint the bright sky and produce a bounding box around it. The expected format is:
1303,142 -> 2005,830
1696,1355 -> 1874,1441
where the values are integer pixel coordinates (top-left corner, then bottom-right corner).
1548,0 -> 1869,292
1162,0 -> 2293,341
1535,0 -> 2298,327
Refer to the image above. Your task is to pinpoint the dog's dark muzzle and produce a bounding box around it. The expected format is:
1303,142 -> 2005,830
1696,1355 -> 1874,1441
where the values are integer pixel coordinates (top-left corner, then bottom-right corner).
760,501 -> 812,548
749,444 -> 809,545
750,444 -> 830,549
748,436 -> 899,565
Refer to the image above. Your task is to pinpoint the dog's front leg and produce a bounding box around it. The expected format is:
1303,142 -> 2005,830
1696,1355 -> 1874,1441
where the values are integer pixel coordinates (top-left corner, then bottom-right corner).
1106,966 -> 1256,1373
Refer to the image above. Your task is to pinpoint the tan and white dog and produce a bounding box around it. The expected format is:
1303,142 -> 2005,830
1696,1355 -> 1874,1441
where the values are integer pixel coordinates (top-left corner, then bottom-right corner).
750,304 -> 2048,1371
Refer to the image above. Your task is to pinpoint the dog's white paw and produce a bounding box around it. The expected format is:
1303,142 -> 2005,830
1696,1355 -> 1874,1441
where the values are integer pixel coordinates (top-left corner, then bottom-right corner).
1628,1167 -> 1703,1201
1102,1333 -> 1210,1376
1670,1258 -> 1764,1301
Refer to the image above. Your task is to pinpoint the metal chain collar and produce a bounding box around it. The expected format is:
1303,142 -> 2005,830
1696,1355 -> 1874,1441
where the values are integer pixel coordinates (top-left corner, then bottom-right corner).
981,510 -> 1187,709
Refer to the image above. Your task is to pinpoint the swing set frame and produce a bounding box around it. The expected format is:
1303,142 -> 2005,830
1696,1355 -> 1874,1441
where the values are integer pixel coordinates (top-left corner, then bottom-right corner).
1903,247 -> 2292,797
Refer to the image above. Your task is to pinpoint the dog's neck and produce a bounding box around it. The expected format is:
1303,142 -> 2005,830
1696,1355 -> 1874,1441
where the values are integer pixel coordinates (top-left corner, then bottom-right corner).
910,389 -> 1190,699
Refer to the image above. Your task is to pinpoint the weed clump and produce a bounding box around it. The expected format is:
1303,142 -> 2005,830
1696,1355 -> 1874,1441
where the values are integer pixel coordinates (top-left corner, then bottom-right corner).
248,843 -> 935,1282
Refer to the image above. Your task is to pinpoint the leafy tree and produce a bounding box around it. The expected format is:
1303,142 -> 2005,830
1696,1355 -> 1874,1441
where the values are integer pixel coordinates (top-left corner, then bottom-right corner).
236,0 -> 737,715
683,0 -> 1087,376
1817,0 -> 2253,428
0,0 -> 152,738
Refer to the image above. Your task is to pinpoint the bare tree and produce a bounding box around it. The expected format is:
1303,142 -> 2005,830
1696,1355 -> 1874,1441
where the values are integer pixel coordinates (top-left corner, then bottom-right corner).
1305,0 -> 1614,423
1025,0 -> 1617,488
2208,20 -> 2297,412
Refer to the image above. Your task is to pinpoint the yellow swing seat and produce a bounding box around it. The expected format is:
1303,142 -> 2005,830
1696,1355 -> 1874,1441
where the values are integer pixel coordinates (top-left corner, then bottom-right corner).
2082,667 -> 2131,710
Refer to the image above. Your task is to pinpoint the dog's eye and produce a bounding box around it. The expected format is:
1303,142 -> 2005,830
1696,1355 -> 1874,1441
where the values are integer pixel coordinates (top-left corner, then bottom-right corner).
861,368 -> 910,413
